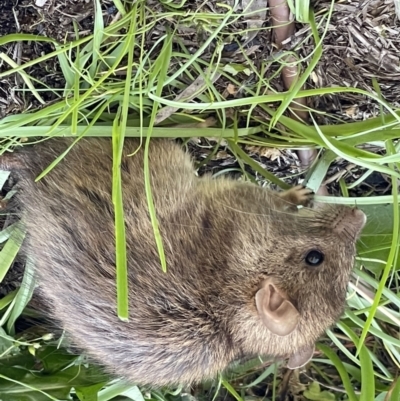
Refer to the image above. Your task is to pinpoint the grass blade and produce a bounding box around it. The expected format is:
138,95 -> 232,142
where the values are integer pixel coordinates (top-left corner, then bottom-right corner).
0,225 -> 25,283
143,29 -> 174,273
357,141 -> 400,354
316,343 -> 358,401
6,256 -> 36,334
112,111 -> 128,322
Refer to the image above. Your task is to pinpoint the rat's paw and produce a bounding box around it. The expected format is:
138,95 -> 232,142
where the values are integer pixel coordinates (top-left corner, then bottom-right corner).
279,185 -> 314,207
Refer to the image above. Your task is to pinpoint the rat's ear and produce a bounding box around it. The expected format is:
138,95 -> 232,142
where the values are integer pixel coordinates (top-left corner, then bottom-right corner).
287,344 -> 315,369
255,279 -> 300,336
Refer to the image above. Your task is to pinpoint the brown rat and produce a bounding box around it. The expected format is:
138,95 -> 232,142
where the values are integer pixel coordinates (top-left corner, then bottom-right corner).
0,138 -> 366,387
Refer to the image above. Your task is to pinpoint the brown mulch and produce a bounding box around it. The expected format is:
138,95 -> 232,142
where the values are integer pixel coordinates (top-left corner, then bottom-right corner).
0,0 -> 116,117
311,0 -> 400,120
1,0 -> 399,118
0,0 -> 398,196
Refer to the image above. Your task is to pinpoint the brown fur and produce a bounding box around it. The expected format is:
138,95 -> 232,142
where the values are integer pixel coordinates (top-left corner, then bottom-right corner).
1,138 -> 365,387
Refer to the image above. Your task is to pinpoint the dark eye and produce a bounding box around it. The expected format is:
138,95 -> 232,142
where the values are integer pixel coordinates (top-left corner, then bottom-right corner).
305,250 -> 324,267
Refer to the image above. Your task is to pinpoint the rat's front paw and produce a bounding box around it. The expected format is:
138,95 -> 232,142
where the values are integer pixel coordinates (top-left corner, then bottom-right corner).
279,185 -> 314,207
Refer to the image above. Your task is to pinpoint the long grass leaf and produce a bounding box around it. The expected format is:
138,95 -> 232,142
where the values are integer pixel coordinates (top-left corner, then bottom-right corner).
112,110 -> 128,321
316,343 -> 358,401
149,86 -> 400,124
0,226 -> 25,283
112,6 -> 138,320
144,31 -> 174,273
6,256 -> 36,334
89,0 -> 104,79
0,53 -> 45,105
357,141 -> 400,354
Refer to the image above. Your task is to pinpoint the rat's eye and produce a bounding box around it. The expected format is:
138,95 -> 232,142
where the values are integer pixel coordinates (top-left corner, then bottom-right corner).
305,250 -> 324,267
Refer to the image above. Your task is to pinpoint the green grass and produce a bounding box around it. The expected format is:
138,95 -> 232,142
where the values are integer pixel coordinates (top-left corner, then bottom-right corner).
0,0 -> 399,400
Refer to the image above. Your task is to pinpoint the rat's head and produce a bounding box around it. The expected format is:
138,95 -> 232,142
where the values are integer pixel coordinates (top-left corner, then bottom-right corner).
228,200 -> 366,368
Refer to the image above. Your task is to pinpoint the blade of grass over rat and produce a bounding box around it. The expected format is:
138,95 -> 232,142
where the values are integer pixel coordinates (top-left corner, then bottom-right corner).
315,344 -> 358,401
34,95 -> 121,181
112,109 -> 129,322
112,4 -> 137,321
357,141 -> 400,355
143,30 -> 174,273
34,141 -> 79,182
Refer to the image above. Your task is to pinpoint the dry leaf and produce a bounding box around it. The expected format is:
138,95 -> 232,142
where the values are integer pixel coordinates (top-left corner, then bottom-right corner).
222,83 -> 237,97
155,68 -> 221,124
245,145 -> 281,161
215,150 -> 230,160
344,105 -> 358,118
